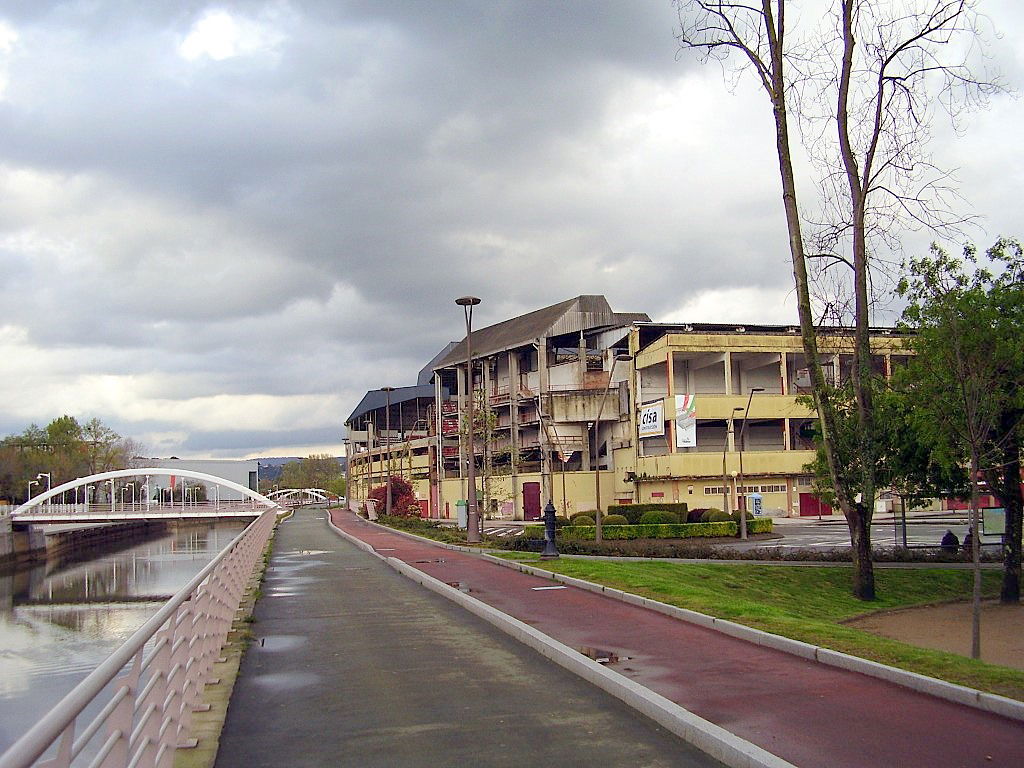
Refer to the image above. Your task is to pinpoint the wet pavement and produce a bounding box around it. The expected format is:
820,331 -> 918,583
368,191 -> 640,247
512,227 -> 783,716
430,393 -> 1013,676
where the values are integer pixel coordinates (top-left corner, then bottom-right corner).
330,510 -> 1024,768
215,510 -> 724,768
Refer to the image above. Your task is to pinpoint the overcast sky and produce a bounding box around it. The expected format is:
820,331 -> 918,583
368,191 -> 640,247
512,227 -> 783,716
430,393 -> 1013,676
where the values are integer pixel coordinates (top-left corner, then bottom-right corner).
1,1 -> 1021,459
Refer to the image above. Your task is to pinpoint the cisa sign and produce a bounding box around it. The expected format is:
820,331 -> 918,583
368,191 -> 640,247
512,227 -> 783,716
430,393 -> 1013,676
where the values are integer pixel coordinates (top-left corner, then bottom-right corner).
638,400 -> 664,438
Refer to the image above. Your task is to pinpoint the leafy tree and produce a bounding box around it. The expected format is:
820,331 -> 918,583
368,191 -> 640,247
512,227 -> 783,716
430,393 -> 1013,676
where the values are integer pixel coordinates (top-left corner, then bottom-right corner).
897,240 -> 1024,655
0,416 -> 142,504
278,454 -> 344,491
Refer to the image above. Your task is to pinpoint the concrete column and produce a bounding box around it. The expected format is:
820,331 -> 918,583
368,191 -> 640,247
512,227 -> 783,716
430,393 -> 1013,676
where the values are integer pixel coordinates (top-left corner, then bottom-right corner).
666,351 -> 676,453
780,352 -> 789,396
509,351 -> 521,520
724,351 -> 733,396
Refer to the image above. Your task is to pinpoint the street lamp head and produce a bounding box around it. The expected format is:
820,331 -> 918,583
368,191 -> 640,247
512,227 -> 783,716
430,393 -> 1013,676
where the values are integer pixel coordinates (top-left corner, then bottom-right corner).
613,353 -> 633,362
380,386 -> 396,392
751,387 -> 765,393
733,406 -> 744,412
455,296 -> 481,307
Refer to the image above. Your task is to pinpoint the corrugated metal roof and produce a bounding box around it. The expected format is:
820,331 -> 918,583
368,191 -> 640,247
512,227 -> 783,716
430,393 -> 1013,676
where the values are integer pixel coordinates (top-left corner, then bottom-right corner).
435,295 -> 649,368
345,384 -> 436,425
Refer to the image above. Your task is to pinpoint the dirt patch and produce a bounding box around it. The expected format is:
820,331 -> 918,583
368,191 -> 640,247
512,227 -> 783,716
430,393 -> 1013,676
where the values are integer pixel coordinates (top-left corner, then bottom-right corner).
848,601 -> 1024,670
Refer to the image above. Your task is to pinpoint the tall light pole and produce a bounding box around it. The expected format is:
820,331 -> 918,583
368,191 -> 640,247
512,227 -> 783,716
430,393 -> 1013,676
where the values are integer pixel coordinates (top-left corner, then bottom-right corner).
593,353 -> 632,543
723,407 -> 744,515
456,295 -> 482,543
381,386 -> 396,516
107,479 -> 115,514
37,472 -> 51,511
737,387 -> 765,539
26,479 -> 38,504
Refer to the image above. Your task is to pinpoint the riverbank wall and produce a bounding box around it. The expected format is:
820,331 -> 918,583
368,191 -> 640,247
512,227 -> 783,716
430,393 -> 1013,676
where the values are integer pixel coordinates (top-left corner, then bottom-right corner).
0,517 -> 166,567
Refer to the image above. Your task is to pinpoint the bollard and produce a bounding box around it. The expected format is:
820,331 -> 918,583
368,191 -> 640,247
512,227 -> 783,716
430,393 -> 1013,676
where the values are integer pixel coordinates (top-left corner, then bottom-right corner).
540,500 -> 559,560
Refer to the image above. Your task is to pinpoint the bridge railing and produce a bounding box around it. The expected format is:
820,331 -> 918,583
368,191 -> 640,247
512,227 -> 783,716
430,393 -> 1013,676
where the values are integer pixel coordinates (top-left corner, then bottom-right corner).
0,508 -> 279,768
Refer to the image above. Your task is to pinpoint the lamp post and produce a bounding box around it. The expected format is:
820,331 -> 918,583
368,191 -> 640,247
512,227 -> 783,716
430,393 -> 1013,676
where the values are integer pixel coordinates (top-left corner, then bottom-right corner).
593,353 -> 632,543
107,479 -> 115,514
723,407 -> 743,515
26,479 -> 38,504
86,485 -> 95,514
456,295 -> 482,543
736,387 -> 765,540
381,386 -> 396,516
37,472 -> 51,511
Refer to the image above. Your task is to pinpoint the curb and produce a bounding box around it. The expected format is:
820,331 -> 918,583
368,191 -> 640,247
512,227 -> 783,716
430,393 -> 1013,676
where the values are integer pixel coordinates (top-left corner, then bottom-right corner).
345,514 -> 1024,724
481,554 -> 1024,724
324,514 -> 793,768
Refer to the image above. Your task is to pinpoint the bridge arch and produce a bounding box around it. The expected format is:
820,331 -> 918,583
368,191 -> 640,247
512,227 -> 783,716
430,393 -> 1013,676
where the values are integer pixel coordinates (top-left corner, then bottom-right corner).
10,467 -> 279,517
266,488 -> 328,503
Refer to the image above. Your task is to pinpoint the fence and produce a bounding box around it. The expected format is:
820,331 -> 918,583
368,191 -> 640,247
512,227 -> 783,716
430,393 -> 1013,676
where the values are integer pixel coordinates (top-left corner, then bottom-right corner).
0,508 -> 278,768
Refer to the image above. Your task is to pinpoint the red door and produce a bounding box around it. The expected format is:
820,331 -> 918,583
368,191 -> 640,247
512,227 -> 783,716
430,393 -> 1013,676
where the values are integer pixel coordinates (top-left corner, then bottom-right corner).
523,482 -> 541,521
799,493 -> 833,517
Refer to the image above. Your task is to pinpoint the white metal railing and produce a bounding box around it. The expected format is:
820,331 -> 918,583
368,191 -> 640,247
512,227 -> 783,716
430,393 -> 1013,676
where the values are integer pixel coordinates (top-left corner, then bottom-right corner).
0,508 -> 278,768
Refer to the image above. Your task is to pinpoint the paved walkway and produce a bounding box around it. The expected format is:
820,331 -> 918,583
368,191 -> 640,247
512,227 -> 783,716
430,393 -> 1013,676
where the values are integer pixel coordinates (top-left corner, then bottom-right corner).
330,511 -> 1024,768
215,510 -> 723,767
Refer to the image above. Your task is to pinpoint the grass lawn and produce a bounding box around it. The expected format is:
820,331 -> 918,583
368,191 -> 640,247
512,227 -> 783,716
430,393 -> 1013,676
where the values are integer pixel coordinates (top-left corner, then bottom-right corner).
499,554 -> 1024,701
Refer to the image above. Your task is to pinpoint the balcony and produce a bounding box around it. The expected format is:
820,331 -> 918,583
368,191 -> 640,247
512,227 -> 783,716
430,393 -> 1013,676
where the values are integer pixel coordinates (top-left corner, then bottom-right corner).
635,449 -> 815,480
676,394 -> 814,420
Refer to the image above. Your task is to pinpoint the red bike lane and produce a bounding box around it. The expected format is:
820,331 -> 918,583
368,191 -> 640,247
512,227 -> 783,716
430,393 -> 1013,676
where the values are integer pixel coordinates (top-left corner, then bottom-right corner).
330,511 -> 1024,768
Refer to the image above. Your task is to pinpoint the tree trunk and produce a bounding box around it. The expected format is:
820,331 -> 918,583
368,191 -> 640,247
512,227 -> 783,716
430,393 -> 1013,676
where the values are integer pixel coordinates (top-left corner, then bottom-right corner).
970,451 -> 982,659
847,503 -> 875,600
998,410 -> 1022,604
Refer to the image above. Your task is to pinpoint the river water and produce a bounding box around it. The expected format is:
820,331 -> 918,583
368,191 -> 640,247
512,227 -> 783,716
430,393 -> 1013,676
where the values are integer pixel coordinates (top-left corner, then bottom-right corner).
0,520 -> 248,753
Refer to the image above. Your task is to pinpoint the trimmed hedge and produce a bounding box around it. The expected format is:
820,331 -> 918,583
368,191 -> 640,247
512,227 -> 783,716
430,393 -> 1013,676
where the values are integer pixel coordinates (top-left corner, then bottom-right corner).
638,510 -> 680,525
523,517 -> 772,540
573,515 -> 595,527
602,514 -> 629,526
524,521 -> 736,540
607,502 -> 689,524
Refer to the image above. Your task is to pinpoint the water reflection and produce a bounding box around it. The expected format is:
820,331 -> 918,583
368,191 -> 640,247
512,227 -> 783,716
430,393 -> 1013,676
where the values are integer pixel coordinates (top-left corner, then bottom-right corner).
0,521 -> 247,752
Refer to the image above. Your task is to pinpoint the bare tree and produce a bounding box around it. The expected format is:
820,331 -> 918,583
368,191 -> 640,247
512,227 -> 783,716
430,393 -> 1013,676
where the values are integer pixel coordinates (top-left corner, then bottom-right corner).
675,1 -> 1000,599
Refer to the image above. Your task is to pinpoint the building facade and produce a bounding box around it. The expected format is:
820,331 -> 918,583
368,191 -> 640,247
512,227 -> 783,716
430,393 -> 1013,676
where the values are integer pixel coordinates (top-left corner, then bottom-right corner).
344,297 -> 910,520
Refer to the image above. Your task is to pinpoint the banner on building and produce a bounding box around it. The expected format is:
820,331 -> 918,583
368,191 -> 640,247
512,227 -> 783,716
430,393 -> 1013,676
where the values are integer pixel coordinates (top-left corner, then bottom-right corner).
674,394 -> 697,448
638,400 -> 664,438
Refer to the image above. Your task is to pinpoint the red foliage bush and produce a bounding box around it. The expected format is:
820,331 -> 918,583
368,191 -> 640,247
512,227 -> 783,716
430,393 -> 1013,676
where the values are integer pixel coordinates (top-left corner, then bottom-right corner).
368,476 -> 419,516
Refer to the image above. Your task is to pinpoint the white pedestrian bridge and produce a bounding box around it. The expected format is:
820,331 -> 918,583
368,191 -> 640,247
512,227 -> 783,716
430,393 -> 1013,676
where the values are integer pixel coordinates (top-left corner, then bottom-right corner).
6,467 -> 281,525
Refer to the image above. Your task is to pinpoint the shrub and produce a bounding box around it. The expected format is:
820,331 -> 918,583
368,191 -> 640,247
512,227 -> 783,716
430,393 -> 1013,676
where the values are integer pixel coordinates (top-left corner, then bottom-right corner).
687,508 -> 708,523
554,515 -> 571,528
705,510 -> 732,523
639,510 -> 680,525
368,476 -> 418,516
525,521 -> 737,541
608,503 -> 689,524
570,510 -> 596,522
699,508 -> 728,523
730,510 -> 755,524
572,515 -> 595,527
602,514 -> 629,526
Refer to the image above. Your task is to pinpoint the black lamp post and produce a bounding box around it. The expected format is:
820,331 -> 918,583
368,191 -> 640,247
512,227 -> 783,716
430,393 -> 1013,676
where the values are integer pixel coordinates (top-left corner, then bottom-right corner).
540,500 -> 559,560
456,295 -> 482,543
381,386 -> 396,516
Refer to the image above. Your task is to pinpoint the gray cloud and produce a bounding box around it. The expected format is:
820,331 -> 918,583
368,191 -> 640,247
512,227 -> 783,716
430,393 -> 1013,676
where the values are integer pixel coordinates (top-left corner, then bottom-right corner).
1,0 -> 1020,456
